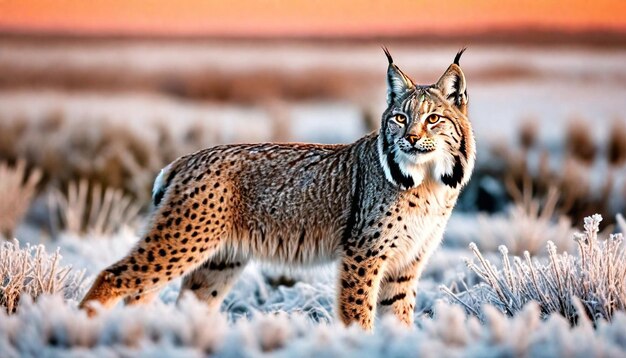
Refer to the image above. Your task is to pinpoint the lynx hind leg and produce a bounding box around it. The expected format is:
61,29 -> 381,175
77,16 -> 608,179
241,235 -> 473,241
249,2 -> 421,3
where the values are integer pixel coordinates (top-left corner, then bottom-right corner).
80,175 -> 234,313
79,270 -> 125,315
179,249 -> 249,310
124,289 -> 160,306
80,227 -> 227,314
79,229 -> 224,315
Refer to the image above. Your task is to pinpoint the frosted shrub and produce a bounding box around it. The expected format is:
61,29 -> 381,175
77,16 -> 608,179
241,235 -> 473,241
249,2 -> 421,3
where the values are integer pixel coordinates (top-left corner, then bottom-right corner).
476,186 -> 575,255
48,179 -> 142,237
1,294 -> 626,356
618,213 -> 625,234
0,239 -> 85,313
444,214 -> 626,324
0,160 -> 42,238
489,120 -> 625,228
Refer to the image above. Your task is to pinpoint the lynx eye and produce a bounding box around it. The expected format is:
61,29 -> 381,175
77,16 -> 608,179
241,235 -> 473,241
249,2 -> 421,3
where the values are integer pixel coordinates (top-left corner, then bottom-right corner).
426,114 -> 440,124
393,114 -> 407,125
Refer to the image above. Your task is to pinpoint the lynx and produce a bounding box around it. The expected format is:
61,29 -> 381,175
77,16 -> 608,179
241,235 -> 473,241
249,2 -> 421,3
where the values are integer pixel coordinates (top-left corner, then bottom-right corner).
80,49 -> 476,330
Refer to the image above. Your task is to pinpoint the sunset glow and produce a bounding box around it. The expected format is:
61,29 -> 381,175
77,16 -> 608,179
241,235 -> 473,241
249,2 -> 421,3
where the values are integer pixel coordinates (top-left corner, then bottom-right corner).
1,0 -> 625,36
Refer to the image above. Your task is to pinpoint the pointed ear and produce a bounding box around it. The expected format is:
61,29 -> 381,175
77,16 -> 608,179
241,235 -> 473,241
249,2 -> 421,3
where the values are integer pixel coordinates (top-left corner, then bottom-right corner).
436,48 -> 468,112
383,47 -> 415,105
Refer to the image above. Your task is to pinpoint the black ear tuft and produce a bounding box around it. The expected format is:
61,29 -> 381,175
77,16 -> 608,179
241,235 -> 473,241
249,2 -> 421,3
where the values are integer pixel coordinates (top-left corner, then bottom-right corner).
454,47 -> 467,66
384,47 -> 415,105
382,46 -> 394,64
436,50 -> 468,111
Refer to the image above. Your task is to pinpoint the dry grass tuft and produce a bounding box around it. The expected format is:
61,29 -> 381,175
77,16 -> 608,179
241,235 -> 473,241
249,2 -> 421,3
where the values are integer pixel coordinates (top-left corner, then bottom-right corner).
518,119 -> 538,150
444,214 -> 626,324
566,119 -> 597,164
488,119 -> 625,229
0,115 -> 28,162
0,239 -> 85,313
607,118 -> 626,166
0,112 -> 189,203
477,181 -> 574,255
0,160 -> 42,238
48,179 -> 142,237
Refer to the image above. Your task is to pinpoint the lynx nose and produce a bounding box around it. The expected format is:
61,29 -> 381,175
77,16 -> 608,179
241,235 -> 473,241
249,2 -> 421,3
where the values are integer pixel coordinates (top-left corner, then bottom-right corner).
405,134 -> 419,145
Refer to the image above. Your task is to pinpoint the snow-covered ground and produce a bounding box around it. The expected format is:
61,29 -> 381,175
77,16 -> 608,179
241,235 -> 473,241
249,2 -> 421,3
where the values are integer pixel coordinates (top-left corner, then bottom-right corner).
3,293 -> 626,357
2,213 -> 625,356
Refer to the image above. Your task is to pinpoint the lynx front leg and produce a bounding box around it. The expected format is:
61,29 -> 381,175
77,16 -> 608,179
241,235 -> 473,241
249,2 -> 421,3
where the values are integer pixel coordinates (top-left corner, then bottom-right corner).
179,251 -> 249,310
378,223 -> 444,327
377,255 -> 423,326
337,251 -> 387,331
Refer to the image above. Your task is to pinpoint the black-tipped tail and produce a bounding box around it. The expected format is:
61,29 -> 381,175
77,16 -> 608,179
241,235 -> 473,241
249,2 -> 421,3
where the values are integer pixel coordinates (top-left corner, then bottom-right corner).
152,165 -> 177,207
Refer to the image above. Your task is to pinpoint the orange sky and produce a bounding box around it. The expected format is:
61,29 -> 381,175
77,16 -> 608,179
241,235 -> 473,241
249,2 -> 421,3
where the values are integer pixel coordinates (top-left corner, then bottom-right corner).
1,0 -> 625,36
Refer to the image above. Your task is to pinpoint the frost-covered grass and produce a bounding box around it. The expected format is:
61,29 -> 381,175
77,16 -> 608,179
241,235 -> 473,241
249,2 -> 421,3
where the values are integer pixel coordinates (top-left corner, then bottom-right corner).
446,214 -> 626,325
48,179 -> 142,237
0,239 -> 86,314
0,160 -> 41,238
0,213 -> 623,356
2,293 -> 626,357
447,186 -> 575,255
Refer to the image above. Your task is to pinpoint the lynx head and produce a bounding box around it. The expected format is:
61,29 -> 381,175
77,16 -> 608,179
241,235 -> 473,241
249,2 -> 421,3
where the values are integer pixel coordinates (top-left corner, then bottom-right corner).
378,48 -> 475,190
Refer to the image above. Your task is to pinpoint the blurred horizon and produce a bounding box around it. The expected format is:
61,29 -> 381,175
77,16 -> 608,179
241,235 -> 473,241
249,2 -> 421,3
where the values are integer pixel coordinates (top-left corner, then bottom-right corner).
1,0 -> 625,39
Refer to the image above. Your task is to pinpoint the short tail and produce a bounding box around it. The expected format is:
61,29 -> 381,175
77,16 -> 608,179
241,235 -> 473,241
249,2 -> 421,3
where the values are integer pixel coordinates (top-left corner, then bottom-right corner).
152,162 -> 177,207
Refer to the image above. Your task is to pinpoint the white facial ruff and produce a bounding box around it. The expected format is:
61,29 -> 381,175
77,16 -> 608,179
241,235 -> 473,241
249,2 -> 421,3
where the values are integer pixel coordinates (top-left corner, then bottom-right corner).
377,136 -> 427,190
378,135 -> 460,190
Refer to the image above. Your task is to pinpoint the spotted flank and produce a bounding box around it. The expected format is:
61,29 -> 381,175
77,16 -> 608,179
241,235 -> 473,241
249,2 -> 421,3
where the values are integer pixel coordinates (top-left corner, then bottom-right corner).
79,49 -> 476,331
